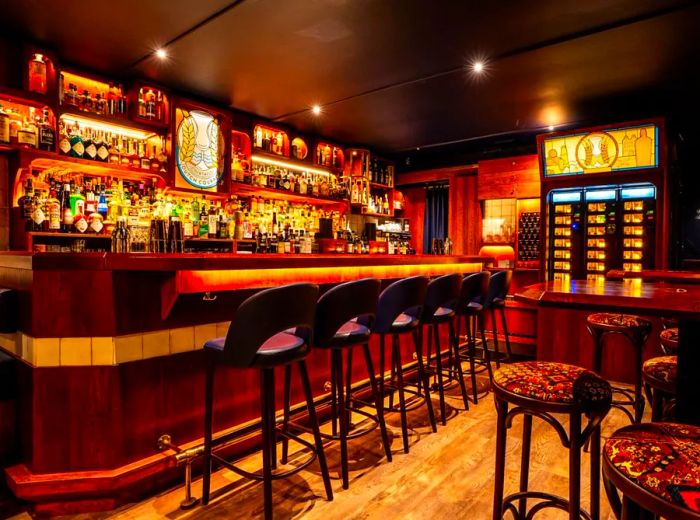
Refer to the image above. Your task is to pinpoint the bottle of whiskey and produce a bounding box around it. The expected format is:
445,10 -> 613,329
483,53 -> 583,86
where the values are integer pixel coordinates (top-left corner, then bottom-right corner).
83,130 -> 97,161
95,131 -> 109,162
69,123 -> 84,158
38,108 -> 55,151
208,203 -> 218,238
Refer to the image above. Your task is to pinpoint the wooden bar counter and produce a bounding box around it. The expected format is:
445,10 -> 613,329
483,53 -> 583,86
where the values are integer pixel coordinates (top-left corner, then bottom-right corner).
0,252 -> 487,515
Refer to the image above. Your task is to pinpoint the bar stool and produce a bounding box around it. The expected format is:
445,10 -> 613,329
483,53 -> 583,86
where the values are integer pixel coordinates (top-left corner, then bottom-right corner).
660,327 -> 679,354
422,273 -> 470,425
375,275 -> 436,454
455,271 -> 494,403
281,278 -> 392,490
642,355 -> 677,421
586,313 -> 652,424
201,283 -> 333,520
492,361 -> 612,520
483,270 -> 513,367
603,422 -> 700,520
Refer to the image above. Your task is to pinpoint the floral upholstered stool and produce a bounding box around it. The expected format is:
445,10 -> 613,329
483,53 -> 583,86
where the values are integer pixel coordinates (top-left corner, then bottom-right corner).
586,313 -> 653,424
660,327 -> 679,354
492,361 -> 612,520
603,422 -> 700,520
642,355 -> 677,421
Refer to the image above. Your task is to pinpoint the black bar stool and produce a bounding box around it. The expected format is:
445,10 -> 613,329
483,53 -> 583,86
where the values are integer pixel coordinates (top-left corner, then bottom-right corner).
201,283 -> 333,520
483,270 -> 513,367
586,313 -> 652,424
374,275 -> 436,454
455,271 -> 494,403
492,361 -> 612,520
281,278 -> 392,490
603,422 -> 700,520
422,273 -> 470,424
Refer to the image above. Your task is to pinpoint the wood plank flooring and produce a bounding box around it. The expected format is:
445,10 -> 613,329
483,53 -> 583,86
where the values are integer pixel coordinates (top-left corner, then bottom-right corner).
10,375 -> 637,520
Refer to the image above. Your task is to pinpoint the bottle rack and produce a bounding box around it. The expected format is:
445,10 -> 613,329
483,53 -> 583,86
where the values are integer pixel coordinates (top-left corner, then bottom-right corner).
252,123 -> 289,156
0,91 -> 56,152
315,141 -> 344,171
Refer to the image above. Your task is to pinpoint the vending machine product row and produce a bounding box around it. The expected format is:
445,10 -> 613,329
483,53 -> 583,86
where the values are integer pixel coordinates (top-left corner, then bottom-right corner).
547,183 -> 656,281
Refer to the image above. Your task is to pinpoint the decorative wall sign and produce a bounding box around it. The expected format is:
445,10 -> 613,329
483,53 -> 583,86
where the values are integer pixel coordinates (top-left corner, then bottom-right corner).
175,107 -> 225,189
542,124 -> 658,177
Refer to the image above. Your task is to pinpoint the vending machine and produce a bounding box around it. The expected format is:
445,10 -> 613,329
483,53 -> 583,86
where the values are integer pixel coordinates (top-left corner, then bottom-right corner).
538,120 -> 667,281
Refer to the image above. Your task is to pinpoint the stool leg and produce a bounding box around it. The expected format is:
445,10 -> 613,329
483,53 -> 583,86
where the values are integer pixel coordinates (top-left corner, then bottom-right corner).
499,307 -> 513,360
414,326 -> 438,432
491,308 -> 501,368
590,328 -> 604,374
267,368 -> 277,470
281,364 -> 292,465
633,342 -> 645,423
426,324 -> 434,388
333,349 -> 350,490
389,335 -> 397,410
259,368 -> 274,520
478,313 -> 494,382
393,334 -> 410,454
590,423 -> 601,520
518,413 -> 533,518
379,334 -> 386,405
433,323 -> 447,425
298,360 -> 333,502
346,348 -> 353,429
331,352 -> 338,437
363,343 -> 392,462
568,412 -> 581,520
492,397 -> 508,520
202,356 -> 215,505
449,319 -> 470,410
651,388 -> 663,422
464,315 -> 479,404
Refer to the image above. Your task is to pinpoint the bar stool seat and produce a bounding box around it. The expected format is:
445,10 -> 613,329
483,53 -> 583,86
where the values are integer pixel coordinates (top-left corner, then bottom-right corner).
586,312 -> 652,424
205,332 -> 307,365
642,355 -> 677,393
433,306 -> 456,319
603,422 -> 700,520
330,321 -> 371,345
393,312 -> 419,328
660,327 -> 679,354
492,361 -> 612,520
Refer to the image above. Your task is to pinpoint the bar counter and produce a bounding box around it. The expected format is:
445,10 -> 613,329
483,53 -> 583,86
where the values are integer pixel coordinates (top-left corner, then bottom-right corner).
0,252 -> 488,514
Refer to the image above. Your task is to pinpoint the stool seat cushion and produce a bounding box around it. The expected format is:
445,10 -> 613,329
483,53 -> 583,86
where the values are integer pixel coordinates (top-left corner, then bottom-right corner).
493,361 -> 593,404
660,327 -> 679,354
319,320 -> 371,348
587,312 -> 651,333
392,312 -> 417,328
604,422 -> 700,514
643,355 -> 678,392
204,332 -> 308,367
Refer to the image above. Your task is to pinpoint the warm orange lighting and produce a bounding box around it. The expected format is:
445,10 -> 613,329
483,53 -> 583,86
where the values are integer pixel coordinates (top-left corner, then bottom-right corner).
177,263 -> 484,293
311,105 -> 321,115
60,113 -> 157,140
155,48 -> 168,60
540,104 -> 565,128
473,61 -> 484,73
251,154 -> 334,176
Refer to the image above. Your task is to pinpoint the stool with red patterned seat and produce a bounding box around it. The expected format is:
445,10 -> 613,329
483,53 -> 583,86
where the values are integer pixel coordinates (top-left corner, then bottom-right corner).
642,355 -> 677,421
492,361 -> 612,520
603,422 -> 700,520
586,313 -> 652,424
660,327 -> 679,354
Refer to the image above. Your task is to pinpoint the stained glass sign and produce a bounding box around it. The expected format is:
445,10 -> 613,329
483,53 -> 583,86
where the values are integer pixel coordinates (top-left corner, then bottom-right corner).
175,107 -> 225,189
541,124 -> 658,177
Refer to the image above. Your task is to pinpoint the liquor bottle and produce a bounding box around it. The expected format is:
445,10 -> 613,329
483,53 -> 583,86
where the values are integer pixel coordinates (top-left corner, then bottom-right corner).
119,137 -> 130,166
97,185 -> 108,220
155,90 -> 163,121
139,141 -> 150,170
208,203 -> 218,238
111,217 -> 130,252
19,178 -> 33,222
0,104 -> 9,145
69,123 -> 84,158
137,88 -> 146,118
47,186 -> 61,232
149,145 -> 159,172
70,183 -> 86,217
31,189 -> 47,232
129,139 -> 140,168
81,90 -> 92,113
107,134 -> 119,164
157,137 -> 168,172
61,184 -> 73,232
38,108 -> 55,151
255,126 -> 263,148
145,89 -> 156,119
17,117 -> 37,148
28,54 -> 47,94
83,130 -> 97,161
323,143 -> 331,166
198,204 -> 209,237
84,182 -> 97,215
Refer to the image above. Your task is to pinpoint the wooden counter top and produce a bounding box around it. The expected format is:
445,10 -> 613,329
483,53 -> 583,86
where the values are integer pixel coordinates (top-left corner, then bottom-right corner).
0,252 -> 492,272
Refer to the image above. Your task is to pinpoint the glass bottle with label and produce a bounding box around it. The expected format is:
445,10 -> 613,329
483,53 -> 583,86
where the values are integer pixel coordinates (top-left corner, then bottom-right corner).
95,131 -> 109,162
208,203 -> 218,238
28,54 -> 47,94
47,186 -> 61,232
69,123 -> 84,158
0,104 -> 9,145
83,130 -> 96,160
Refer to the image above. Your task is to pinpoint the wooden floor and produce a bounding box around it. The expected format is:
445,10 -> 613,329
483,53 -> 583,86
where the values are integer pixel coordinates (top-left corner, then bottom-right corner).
8,374 -> 638,520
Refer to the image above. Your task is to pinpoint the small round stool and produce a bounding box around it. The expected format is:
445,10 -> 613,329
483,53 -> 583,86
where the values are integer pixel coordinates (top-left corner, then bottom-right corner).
492,361 -> 612,520
586,313 -> 652,423
642,355 -> 677,421
660,327 -> 679,354
603,422 -> 700,520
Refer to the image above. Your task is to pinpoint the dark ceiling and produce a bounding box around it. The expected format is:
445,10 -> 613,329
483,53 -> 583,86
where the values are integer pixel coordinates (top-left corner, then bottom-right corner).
4,0 -> 700,154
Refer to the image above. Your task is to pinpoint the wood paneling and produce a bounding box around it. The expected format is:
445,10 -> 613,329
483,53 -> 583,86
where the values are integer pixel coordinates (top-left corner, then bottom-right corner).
401,187 -> 426,254
396,165 -> 475,187
448,174 -> 479,255
477,155 -> 540,200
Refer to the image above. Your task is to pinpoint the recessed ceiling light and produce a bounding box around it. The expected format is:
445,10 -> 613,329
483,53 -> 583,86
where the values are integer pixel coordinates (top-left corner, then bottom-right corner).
472,61 -> 484,73
548,125 -> 555,131
312,104 -> 322,115
155,48 -> 168,60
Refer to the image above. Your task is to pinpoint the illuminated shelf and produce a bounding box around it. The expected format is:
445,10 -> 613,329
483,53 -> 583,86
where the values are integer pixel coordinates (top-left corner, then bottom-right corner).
164,186 -> 228,200
230,181 -> 348,208
0,86 -> 54,109
252,150 -> 339,176
58,107 -> 162,136
369,182 -> 392,189
29,232 -> 110,239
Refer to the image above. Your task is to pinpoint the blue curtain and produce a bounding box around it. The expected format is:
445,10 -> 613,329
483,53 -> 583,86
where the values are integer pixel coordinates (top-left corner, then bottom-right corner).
423,184 -> 449,253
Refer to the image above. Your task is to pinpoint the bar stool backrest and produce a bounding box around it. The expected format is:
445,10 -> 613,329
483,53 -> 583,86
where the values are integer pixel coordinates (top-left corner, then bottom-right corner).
373,275 -> 429,334
313,278 -> 381,347
222,283 -> 319,368
458,271 -> 491,312
422,273 -> 462,320
483,270 -> 512,308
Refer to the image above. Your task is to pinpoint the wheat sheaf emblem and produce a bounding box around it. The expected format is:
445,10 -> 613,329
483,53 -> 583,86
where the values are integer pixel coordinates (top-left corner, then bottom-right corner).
179,110 -> 196,164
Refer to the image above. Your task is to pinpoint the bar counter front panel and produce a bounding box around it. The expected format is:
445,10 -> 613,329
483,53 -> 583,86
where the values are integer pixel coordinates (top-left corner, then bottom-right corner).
0,252 -> 486,514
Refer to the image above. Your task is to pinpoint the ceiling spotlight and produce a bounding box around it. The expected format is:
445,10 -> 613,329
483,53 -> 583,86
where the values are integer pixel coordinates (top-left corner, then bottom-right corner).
472,61 -> 484,73
155,48 -> 168,60
312,105 -> 322,115
548,125 -> 555,131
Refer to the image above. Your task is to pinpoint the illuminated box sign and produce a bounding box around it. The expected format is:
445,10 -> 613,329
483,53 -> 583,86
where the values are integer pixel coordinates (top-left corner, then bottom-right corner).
542,124 -> 658,177
175,106 -> 225,190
